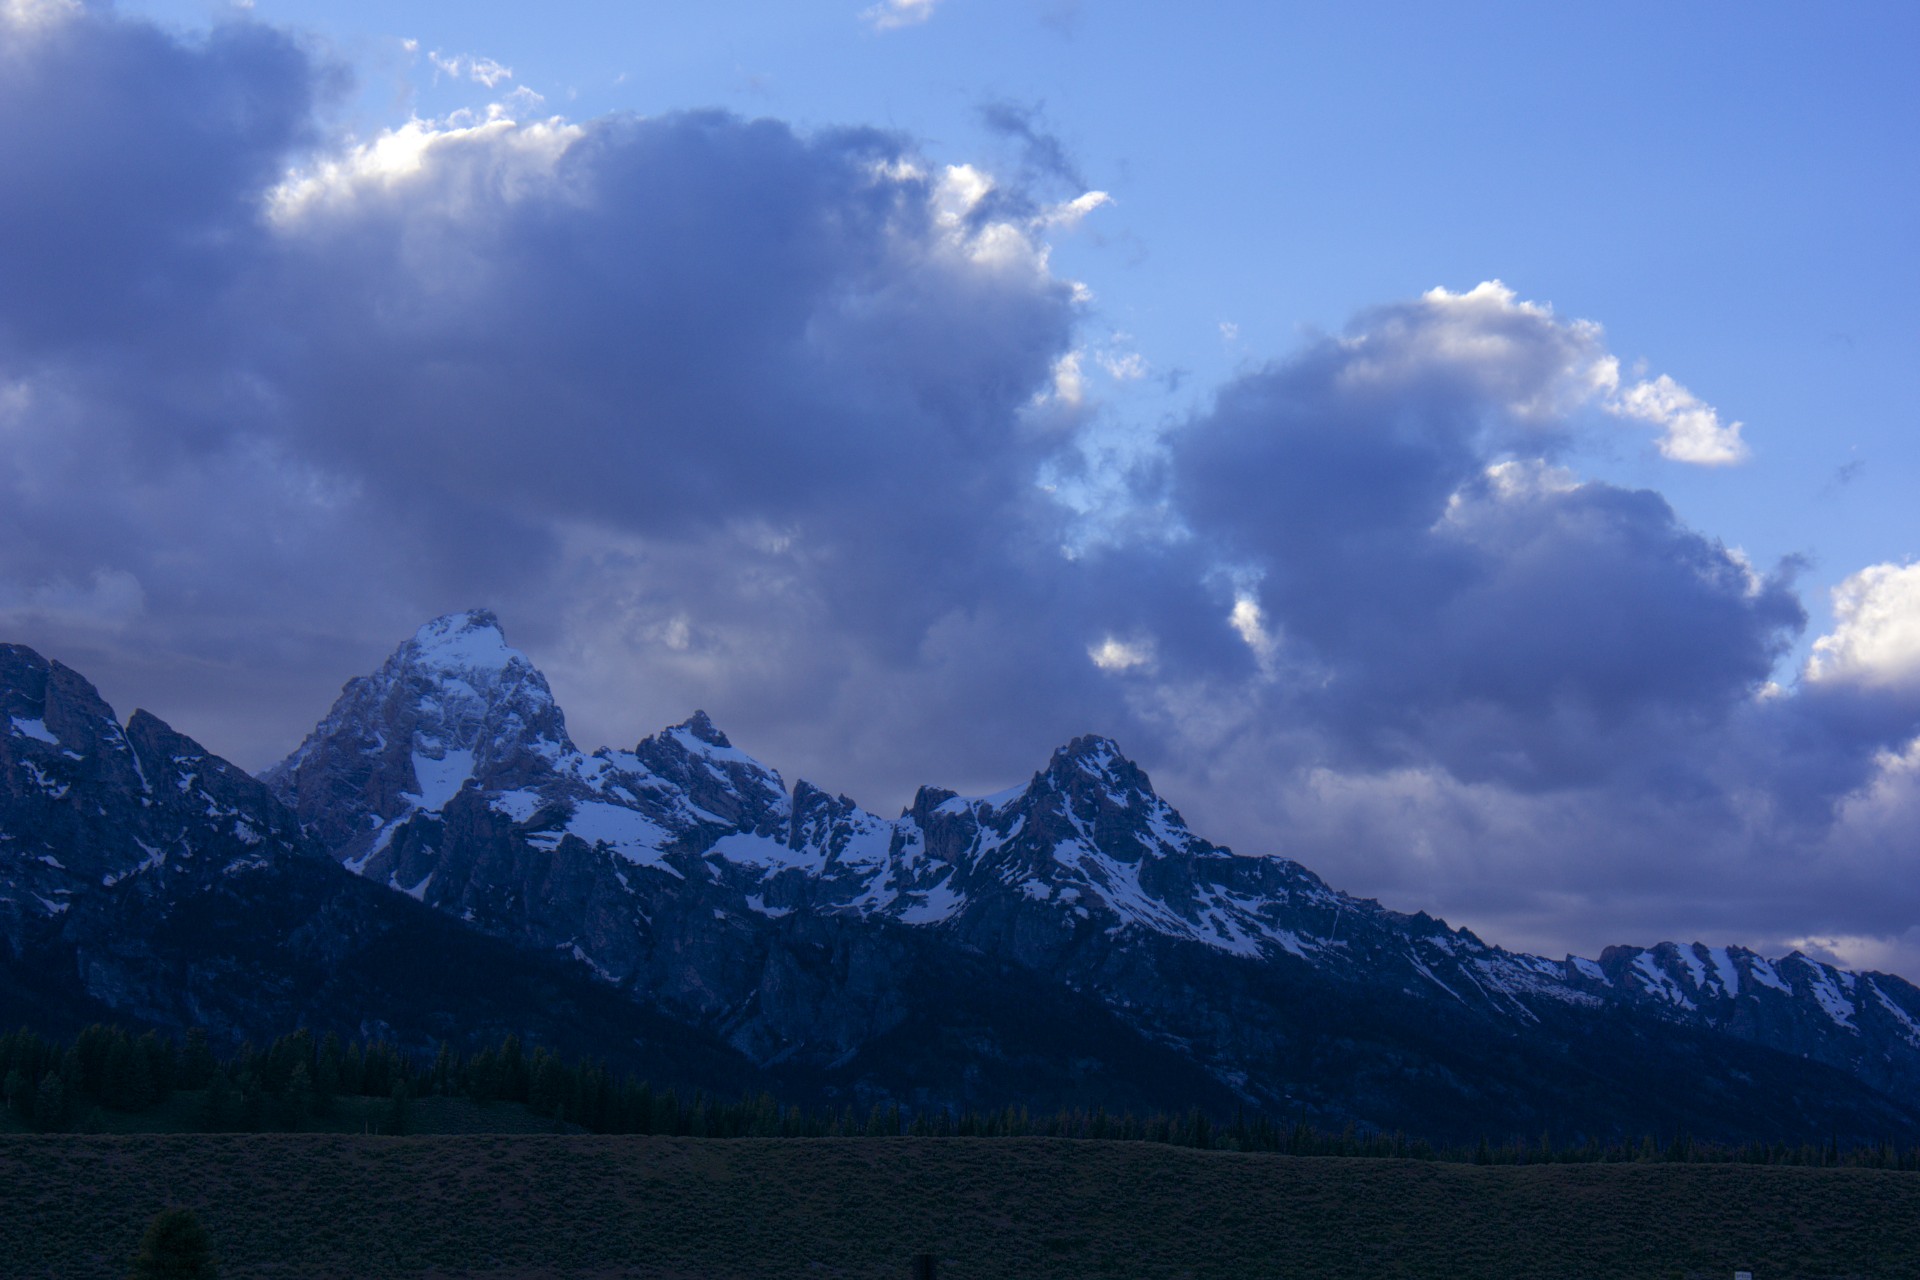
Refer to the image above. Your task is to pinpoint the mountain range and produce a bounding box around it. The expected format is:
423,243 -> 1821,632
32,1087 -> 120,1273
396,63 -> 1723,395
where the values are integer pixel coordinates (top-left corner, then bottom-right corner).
6,610 -> 1919,1143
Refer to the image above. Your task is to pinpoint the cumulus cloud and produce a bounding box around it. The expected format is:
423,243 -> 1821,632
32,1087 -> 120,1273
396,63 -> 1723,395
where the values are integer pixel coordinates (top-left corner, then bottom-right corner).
1321,282 -> 1748,466
1605,371 -> 1749,466
1153,282 -> 1799,791
1089,636 -> 1154,673
1806,562 -> 1920,692
0,6 -> 1916,977
1081,280 -> 1918,965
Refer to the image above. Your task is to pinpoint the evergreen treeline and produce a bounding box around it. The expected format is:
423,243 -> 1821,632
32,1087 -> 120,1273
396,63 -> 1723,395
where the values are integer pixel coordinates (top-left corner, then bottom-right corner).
5,1023 -> 1919,1171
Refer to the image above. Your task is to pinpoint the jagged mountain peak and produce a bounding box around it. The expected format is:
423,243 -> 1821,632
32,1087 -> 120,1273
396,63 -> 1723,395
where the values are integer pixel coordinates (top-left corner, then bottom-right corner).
1035,733 -> 1160,806
265,611 -> 577,856
675,710 -> 731,749
1050,733 -> 1128,775
1580,938 -> 1920,1044
632,712 -> 788,833
3,643 -> 111,738
2,663 -> 311,943
17,632 -> 1920,1142
383,610 -> 565,740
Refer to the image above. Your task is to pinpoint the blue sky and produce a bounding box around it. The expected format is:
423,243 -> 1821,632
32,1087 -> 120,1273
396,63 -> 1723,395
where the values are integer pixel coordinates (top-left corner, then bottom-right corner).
4,0 -> 1918,974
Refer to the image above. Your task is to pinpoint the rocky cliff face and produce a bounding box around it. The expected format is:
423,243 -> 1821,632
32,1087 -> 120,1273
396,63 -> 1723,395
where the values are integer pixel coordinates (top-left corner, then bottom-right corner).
2,642 -> 312,956
251,613 -> 1920,1140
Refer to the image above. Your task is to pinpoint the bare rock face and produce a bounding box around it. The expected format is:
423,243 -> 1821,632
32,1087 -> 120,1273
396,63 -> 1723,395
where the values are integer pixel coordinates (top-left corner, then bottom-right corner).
1,643 -> 312,960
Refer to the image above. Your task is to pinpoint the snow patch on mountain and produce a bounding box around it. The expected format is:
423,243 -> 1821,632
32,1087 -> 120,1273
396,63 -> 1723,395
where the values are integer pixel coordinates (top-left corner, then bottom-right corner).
9,716 -> 58,745
1800,959 -> 1859,1030
1708,945 -> 1740,996
531,801 -> 679,874
1749,955 -> 1792,993
1634,952 -> 1698,1010
1872,981 -> 1920,1047
709,831 -> 821,872
407,749 -> 474,811
897,875 -> 965,924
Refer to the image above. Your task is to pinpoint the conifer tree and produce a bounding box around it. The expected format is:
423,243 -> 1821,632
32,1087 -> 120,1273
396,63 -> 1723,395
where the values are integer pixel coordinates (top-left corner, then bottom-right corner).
279,1063 -> 315,1131
32,1071 -> 66,1132
125,1044 -> 160,1113
179,1030 -> 217,1090
104,1034 -> 136,1108
429,1042 -> 453,1098
196,1076 -> 236,1133
381,1081 -> 411,1135
313,1036 -> 340,1117
3,1067 -> 27,1124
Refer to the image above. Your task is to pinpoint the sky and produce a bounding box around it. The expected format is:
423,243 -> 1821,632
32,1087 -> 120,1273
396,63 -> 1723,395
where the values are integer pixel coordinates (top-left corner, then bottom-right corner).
3,0 -> 1918,975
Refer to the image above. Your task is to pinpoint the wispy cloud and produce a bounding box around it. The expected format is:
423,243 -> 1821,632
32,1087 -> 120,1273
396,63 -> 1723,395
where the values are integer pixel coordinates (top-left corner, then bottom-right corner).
860,0 -> 941,32
427,50 -> 515,88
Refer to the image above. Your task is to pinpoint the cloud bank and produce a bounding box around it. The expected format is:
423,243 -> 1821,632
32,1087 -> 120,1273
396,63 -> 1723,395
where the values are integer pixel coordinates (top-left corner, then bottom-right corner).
2,5 -> 1916,975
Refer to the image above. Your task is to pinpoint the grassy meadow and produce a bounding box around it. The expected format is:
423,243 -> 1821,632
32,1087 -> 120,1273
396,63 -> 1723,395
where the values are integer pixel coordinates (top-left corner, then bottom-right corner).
1,1133 -> 1916,1279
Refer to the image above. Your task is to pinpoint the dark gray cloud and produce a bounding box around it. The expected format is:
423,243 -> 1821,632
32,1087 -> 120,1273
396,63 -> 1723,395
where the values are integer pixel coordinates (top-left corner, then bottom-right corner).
1156,290 -> 1808,784
0,5 -> 1097,774
0,10 -> 329,352
1171,347 -> 1807,788
1,6 -> 1917,977
1082,285 -> 1920,969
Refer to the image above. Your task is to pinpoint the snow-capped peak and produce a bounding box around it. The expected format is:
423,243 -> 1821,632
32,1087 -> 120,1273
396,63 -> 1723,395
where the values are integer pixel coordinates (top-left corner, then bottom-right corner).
264,609 -> 578,855
384,609 -> 573,764
408,609 -> 519,675
1030,734 -> 1164,817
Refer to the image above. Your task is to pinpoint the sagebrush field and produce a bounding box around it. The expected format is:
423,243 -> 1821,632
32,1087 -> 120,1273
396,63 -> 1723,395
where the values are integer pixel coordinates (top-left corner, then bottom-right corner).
2,1134 -> 1916,1278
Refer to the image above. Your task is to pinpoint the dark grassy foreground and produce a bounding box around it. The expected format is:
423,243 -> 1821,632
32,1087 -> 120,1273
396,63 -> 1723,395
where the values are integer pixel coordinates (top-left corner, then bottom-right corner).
2,1135 -> 1917,1279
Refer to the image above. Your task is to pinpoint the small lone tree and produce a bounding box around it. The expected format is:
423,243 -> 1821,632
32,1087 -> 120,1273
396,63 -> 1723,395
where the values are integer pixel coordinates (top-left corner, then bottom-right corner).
129,1206 -> 217,1279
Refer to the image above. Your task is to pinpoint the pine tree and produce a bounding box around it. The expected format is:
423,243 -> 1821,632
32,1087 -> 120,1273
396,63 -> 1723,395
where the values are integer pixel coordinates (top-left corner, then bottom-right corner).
125,1045 -> 160,1113
32,1071 -> 66,1132
278,1063 -> 315,1131
196,1076 -> 236,1133
179,1031 -> 217,1090
3,1067 -> 27,1124
104,1034 -> 136,1109
313,1038 -> 340,1117
429,1042 -> 453,1098
381,1081 -> 411,1135
528,1051 -> 566,1116
129,1206 -> 217,1279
